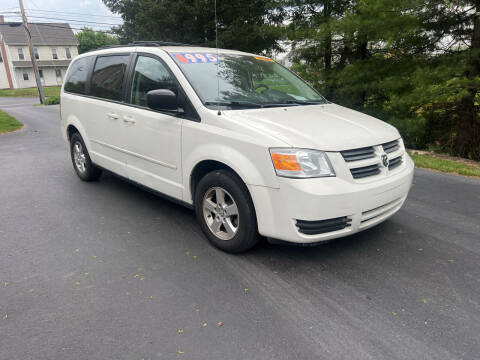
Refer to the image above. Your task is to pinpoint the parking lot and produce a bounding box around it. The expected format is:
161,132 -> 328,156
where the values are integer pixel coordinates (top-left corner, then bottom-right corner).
1,97 -> 479,360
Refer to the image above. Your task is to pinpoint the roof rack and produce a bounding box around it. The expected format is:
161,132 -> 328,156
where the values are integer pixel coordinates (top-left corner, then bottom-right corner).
129,41 -> 196,47
93,41 -> 199,52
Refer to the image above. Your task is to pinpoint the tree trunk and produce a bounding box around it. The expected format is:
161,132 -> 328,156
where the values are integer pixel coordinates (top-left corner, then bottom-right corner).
453,4 -> 480,160
323,1 -> 333,99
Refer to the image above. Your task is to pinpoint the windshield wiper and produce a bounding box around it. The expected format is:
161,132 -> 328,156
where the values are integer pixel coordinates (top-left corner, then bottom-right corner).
285,100 -> 327,105
205,101 -> 263,108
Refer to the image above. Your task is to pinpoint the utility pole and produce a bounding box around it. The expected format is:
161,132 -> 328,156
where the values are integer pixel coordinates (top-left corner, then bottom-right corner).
19,0 -> 45,104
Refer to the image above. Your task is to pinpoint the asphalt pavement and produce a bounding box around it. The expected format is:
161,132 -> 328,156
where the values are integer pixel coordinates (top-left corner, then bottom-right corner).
1,97 -> 479,360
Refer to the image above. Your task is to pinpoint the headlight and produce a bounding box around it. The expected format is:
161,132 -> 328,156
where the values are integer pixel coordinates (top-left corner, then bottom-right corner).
269,148 -> 335,178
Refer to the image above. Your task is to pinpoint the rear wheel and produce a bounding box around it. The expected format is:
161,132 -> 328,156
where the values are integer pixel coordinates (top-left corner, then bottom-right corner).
70,132 -> 102,181
195,169 -> 260,253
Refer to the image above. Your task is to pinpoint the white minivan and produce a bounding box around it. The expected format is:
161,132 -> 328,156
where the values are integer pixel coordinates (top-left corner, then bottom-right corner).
60,42 -> 414,253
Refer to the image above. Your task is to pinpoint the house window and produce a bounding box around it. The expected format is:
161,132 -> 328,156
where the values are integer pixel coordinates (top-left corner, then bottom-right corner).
65,48 -> 71,59
39,70 -> 44,79
55,68 -> 62,80
0,52 -> 3,63
51,48 -> 58,60
23,72 -> 29,81
34,48 -> 39,60
18,48 -> 24,60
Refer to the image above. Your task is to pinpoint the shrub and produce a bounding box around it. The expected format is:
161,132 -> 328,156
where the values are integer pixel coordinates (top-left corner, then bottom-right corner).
44,96 -> 60,105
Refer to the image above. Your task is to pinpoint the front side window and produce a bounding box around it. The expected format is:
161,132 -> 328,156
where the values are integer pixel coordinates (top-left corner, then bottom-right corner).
51,48 -> 58,60
129,55 -> 177,107
170,53 -> 326,109
18,48 -> 24,60
90,55 -> 130,101
34,47 -> 39,60
65,48 -> 71,59
23,72 -> 29,81
64,56 -> 94,95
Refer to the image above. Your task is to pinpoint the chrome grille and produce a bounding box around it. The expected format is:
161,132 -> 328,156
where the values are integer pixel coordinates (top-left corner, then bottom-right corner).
350,164 -> 381,179
388,156 -> 402,170
382,140 -> 400,153
341,147 -> 375,162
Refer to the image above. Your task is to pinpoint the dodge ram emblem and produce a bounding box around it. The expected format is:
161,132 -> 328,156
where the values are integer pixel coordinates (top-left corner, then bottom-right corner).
382,154 -> 389,168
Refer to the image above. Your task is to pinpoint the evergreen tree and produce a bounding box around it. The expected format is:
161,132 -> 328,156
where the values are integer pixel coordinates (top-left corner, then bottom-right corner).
102,0 -> 284,54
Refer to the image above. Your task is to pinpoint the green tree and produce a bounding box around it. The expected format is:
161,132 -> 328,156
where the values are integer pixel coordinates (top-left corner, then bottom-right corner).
75,28 -> 120,54
288,0 -> 480,159
102,0 -> 284,54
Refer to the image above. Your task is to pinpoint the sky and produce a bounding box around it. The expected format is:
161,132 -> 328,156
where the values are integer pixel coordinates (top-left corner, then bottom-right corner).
0,0 -> 123,32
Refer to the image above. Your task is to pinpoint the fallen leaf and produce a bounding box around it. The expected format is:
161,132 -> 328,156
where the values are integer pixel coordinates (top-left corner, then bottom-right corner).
418,248 -> 423,252
150,296 -> 154,299
217,321 -> 223,327
177,350 -> 184,355
3,314 -> 7,320
135,242 -> 140,246
202,322 -> 207,327
4,282 -> 8,287
423,299 -> 428,304
185,251 -> 191,255
273,271 -> 278,274
98,232 -> 102,235
244,288 -> 248,293
448,259 -> 455,263
140,277 -> 145,281
98,260 -> 103,264
84,272 -> 89,276
75,249 -> 80,252
177,329 -> 183,334
392,312 -> 397,316
28,288 -> 34,293
75,281 -> 81,285
193,255 -> 197,260
134,274 -> 140,278
92,256 -> 97,259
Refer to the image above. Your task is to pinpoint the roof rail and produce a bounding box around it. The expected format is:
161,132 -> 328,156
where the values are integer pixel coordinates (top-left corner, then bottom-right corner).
129,41 -> 197,47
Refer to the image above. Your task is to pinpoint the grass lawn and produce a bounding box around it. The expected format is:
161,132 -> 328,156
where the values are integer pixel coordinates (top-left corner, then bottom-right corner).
409,151 -> 480,178
0,86 -> 61,98
0,110 -> 23,134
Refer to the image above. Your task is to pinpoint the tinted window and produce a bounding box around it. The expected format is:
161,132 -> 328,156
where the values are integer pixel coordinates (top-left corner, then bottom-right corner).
91,55 -> 130,101
129,56 -> 177,107
64,56 -> 93,95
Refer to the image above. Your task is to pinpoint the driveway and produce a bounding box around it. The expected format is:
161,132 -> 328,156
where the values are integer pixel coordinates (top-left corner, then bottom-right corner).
1,97 -> 479,360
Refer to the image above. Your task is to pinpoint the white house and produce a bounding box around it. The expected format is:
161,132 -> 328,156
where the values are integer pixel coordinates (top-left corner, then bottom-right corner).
0,16 -> 78,89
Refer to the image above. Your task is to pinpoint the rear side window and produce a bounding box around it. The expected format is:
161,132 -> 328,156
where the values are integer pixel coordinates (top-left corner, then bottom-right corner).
129,55 -> 178,107
64,56 -> 94,95
90,55 -> 130,101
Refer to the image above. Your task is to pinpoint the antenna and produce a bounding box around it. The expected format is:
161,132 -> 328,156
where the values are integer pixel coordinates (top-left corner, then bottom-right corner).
215,0 -> 221,116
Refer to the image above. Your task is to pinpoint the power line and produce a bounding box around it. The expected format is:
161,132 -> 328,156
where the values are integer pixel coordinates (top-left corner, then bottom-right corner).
24,8 -> 122,19
2,16 -> 120,29
25,15 -> 122,26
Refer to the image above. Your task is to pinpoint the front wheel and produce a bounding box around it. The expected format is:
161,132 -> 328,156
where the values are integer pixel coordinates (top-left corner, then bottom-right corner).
195,170 -> 260,253
70,132 -> 102,181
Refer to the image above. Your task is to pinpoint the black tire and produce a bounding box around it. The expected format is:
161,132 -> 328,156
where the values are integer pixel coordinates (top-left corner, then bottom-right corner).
70,132 -> 102,181
194,169 -> 260,253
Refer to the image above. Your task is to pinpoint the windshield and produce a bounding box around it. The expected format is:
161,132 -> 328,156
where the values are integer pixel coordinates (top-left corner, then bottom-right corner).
170,52 -> 327,109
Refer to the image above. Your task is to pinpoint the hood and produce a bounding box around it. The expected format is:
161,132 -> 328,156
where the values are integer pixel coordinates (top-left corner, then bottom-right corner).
222,103 -> 400,151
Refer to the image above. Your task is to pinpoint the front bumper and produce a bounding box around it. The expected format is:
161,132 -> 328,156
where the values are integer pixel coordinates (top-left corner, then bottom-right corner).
248,154 -> 414,244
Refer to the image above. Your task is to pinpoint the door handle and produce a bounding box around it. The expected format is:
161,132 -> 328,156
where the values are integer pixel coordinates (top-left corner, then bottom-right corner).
123,115 -> 136,125
107,112 -> 119,120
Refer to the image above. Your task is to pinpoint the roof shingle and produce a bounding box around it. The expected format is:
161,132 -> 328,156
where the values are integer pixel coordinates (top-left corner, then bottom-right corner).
0,22 -> 78,46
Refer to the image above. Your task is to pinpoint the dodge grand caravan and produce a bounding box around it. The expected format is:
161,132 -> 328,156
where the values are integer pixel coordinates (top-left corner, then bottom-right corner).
60,43 -> 414,253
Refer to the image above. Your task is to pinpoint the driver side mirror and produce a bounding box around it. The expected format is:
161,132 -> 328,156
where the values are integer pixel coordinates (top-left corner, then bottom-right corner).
146,89 -> 178,112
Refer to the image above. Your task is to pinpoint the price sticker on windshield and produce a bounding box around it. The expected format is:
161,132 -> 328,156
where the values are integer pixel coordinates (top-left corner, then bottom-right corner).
173,53 -> 219,64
